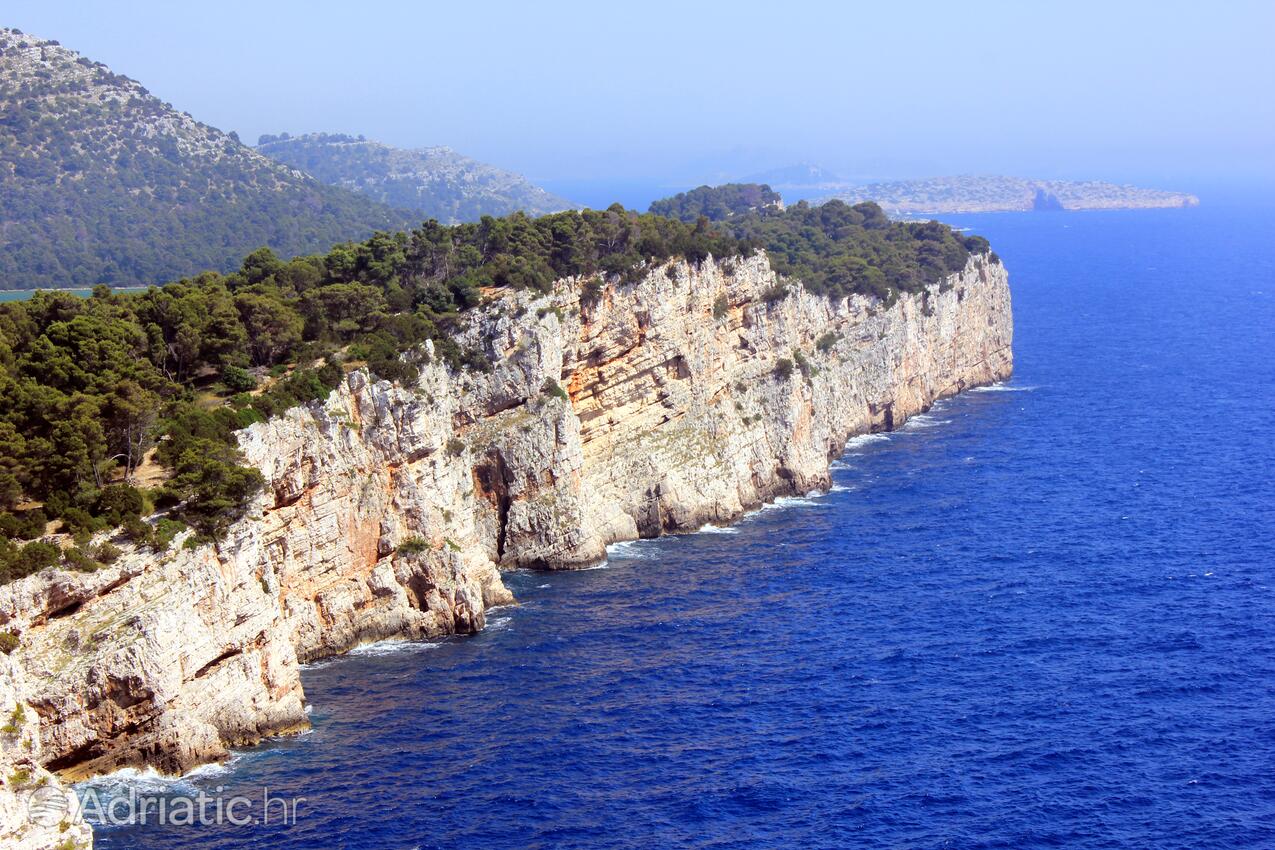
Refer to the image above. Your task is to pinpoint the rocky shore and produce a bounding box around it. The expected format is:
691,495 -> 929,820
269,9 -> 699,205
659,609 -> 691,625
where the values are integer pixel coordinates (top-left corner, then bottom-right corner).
0,251 -> 1011,847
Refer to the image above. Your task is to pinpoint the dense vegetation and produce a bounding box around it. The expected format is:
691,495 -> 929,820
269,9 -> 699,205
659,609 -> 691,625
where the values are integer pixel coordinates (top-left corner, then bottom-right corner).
726,200 -> 993,302
653,184 -> 994,301
257,133 -> 575,225
0,30 -> 416,289
649,183 -> 782,222
0,171 -> 994,583
0,206 -> 741,581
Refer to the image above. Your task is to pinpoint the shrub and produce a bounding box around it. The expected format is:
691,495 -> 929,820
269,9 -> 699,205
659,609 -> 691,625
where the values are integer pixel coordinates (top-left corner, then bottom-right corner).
121,516 -> 154,547
445,437 -> 465,457
0,509 -> 47,541
712,294 -> 729,320
815,331 -> 840,353
63,548 -> 99,573
18,541 -> 59,572
761,283 -> 788,304
154,518 -> 187,549
94,484 -> 144,525
59,507 -> 104,536
396,536 -> 429,555
774,358 -> 794,380
94,542 -> 122,564
793,350 -> 816,379
222,365 -> 257,393
581,279 -> 604,309
0,632 -> 18,655
543,378 -> 569,402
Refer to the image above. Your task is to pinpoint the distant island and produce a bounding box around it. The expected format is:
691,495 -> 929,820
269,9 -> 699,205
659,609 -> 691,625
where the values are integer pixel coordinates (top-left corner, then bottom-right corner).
256,133 -> 576,225
813,175 -> 1199,214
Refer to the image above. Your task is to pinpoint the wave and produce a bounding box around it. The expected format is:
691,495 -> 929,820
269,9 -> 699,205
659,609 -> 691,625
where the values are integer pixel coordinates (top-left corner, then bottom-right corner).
606,539 -> 662,559
74,761 -> 222,798
901,413 -> 953,430
969,383 -> 1037,393
697,523 -> 739,534
844,432 -> 891,450
346,638 -> 440,658
757,495 -> 824,512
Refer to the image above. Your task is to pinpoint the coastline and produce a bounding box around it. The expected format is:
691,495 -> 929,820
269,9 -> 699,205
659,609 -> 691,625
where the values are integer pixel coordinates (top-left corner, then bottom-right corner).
1,250 -> 1012,791
78,379 -> 1007,789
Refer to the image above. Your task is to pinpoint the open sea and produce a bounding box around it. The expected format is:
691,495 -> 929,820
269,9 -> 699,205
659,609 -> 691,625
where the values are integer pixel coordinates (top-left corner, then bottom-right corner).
84,199 -> 1275,849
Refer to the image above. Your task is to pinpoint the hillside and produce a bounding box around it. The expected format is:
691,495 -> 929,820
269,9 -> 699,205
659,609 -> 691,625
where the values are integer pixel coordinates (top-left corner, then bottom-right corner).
0,29 -> 417,290
256,133 -> 575,224
817,175 -> 1199,214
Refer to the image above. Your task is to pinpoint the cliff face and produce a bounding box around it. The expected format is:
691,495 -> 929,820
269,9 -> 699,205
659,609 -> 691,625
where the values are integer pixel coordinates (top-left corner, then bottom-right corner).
0,654 -> 93,849
0,252 -> 1010,846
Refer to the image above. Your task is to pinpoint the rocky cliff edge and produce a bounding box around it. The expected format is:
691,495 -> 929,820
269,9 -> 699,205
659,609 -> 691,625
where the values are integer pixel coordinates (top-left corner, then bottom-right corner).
0,251 -> 1011,846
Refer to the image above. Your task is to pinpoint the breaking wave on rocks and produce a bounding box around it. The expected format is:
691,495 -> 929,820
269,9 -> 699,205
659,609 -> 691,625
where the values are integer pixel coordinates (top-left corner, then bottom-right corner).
969,382 -> 1037,393
347,639 -> 441,658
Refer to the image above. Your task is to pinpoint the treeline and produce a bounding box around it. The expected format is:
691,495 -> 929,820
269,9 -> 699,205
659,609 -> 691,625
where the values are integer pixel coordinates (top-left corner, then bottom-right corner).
0,207 -> 741,582
0,199 -> 993,584
649,183 -> 783,222
725,200 -> 994,302
651,184 -> 993,302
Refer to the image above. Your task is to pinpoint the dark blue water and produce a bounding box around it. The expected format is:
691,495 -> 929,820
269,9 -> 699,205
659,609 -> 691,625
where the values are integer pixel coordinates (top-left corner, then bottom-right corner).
88,203 -> 1275,849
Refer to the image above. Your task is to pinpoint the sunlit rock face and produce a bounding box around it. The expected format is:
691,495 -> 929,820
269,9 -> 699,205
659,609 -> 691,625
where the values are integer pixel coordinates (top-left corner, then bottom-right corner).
0,251 -> 1010,818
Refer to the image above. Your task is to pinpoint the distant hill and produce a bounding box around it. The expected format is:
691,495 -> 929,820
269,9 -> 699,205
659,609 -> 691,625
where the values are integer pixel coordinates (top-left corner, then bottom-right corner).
745,163 -> 845,189
0,28 -> 417,290
256,133 -> 576,225
817,176 -> 1199,214
648,183 -> 783,222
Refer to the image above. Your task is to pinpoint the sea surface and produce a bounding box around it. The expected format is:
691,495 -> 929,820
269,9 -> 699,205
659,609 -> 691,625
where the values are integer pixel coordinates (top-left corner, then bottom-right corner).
84,201 -> 1275,849
0,287 -> 147,301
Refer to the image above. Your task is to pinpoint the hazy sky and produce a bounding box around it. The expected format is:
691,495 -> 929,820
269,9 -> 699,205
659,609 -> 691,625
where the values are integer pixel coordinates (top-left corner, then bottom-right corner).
7,0 -> 1274,192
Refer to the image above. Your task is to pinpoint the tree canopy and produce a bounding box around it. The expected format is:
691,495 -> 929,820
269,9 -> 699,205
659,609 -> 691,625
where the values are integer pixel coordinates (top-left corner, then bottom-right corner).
0,198 -> 994,583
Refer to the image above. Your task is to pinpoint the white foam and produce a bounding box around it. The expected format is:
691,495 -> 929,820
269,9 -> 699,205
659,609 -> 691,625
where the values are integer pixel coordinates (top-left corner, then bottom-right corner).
74,764 -> 204,797
536,583 -> 551,588
346,638 -> 440,658
829,484 -> 853,493
765,495 -> 823,510
697,523 -> 739,534
182,758 -> 238,782
901,413 -> 953,430
606,539 -> 657,559
844,433 -> 891,450
969,383 -> 1037,393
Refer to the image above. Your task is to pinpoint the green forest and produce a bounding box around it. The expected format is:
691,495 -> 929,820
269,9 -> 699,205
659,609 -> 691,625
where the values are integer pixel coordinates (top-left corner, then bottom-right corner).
649,183 -> 783,222
0,32 -> 416,289
0,200 -> 992,584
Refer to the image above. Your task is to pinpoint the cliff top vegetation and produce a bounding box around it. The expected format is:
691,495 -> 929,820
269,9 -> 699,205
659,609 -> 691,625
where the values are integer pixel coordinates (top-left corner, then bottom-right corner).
0,201 -> 991,581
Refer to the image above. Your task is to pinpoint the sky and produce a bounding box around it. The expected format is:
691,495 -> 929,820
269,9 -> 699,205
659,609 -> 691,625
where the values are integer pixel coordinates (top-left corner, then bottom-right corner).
7,0 -> 1274,198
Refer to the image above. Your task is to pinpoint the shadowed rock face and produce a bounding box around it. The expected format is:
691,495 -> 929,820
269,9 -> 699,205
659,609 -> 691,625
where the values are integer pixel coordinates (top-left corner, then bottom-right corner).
0,251 -> 1010,846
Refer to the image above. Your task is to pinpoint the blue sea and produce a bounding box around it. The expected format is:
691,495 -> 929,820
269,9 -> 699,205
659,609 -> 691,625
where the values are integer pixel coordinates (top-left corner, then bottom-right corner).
85,200 -> 1275,849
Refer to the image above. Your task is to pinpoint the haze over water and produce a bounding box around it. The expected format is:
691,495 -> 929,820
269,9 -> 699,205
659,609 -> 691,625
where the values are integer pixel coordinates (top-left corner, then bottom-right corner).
84,201 -> 1275,848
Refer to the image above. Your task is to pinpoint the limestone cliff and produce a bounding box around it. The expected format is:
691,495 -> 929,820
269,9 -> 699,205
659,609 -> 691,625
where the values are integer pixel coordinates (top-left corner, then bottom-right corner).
0,251 -> 1010,847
